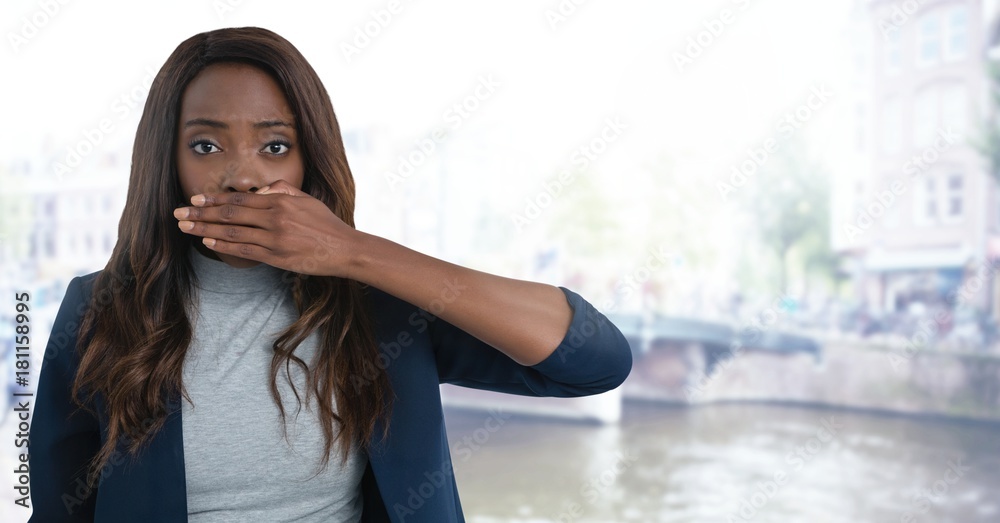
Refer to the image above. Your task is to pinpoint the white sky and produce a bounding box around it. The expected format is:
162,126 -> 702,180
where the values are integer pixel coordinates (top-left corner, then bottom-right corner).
3,0 -> 855,162
2,0 -> 858,293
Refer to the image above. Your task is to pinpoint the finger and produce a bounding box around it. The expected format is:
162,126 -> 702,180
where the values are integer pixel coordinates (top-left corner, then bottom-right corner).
191,190 -> 274,209
177,220 -> 276,247
201,236 -> 275,263
175,203 -> 269,227
257,179 -> 308,197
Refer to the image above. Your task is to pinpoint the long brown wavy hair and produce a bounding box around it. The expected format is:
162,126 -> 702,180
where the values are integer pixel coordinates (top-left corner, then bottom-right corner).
72,27 -> 393,486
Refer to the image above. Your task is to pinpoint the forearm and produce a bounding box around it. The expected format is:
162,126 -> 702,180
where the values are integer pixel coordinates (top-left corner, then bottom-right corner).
347,232 -> 572,366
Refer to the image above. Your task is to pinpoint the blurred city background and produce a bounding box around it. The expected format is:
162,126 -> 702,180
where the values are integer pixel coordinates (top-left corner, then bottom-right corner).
3,0 -> 1000,521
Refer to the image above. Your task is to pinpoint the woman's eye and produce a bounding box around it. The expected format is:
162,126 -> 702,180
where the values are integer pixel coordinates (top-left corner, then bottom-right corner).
264,142 -> 290,155
190,141 -> 219,154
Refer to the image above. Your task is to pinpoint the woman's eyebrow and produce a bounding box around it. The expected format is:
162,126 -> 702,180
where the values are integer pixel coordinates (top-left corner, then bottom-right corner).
253,119 -> 294,130
184,117 -> 228,129
182,118 -> 294,129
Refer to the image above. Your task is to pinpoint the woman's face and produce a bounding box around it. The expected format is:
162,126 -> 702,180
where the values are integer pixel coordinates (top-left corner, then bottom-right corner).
176,61 -> 305,264
177,61 -> 304,197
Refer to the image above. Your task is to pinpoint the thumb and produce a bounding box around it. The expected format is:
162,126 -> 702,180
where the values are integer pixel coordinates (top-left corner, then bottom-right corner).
257,179 -> 307,196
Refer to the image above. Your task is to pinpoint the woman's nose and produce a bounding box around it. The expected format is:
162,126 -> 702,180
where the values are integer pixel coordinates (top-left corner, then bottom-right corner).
221,159 -> 265,193
227,185 -> 260,193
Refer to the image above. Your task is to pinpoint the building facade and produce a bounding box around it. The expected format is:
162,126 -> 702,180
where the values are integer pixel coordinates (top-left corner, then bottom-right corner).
853,0 -> 999,324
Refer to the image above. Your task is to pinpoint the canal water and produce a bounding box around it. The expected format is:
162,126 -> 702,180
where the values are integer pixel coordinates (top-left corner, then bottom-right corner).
443,402 -> 1000,522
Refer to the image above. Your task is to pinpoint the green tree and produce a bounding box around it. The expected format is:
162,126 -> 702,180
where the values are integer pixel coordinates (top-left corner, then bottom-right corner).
545,167 -> 625,260
974,61 -> 1000,184
735,138 -> 834,294
641,153 -> 720,272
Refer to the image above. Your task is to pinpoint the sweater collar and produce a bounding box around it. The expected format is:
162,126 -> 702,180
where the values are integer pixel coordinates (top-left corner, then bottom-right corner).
187,245 -> 288,295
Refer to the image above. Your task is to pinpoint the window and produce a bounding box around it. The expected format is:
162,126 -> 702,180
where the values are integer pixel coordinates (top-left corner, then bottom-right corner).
884,177 -> 901,229
885,27 -> 902,74
856,104 -> 867,150
915,174 -> 965,226
911,84 -> 966,149
926,179 -> 938,218
882,98 -> 903,154
914,176 -> 937,226
913,89 -> 938,147
43,196 -> 56,218
886,204 -> 900,228
941,84 -> 966,138
945,174 -> 963,221
44,229 -> 55,258
945,7 -> 968,61
917,12 -> 941,67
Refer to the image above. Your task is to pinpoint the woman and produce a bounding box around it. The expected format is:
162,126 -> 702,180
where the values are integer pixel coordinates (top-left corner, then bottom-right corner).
28,27 -> 632,522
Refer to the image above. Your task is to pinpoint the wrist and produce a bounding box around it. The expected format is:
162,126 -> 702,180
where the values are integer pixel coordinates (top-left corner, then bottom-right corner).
345,229 -> 378,282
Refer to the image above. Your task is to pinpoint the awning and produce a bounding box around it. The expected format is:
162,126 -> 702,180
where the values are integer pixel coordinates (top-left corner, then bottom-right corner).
987,235 -> 1000,259
864,246 -> 973,272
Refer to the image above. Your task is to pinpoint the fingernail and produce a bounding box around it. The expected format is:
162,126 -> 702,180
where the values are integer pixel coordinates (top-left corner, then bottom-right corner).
192,194 -> 206,206
173,208 -> 189,219
258,185 -> 271,194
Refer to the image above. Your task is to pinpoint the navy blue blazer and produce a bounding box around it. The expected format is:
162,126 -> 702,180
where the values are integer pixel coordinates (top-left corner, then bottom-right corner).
28,270 -> 632,522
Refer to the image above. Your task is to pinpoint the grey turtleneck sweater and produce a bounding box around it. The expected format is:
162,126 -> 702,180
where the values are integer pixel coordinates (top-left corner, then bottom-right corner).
181,246 -> 364,522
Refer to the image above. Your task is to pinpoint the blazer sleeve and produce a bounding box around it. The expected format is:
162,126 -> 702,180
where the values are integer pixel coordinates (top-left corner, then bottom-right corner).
431,286 -> 632,397
28,276 -> 101,522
